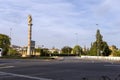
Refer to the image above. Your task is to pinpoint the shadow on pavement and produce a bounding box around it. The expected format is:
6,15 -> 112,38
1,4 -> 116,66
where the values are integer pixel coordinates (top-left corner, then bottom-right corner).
81,74 -> 120,80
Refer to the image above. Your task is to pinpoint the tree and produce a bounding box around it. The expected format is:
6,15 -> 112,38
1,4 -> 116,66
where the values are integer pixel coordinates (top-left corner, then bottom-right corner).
112,50 -> 120,56
72,45 -> 82,56
110,45 -> 120,56
8,47 -> 21,56
89,29 -> 111,56
40,48 -> 51,56
61,46 -> 72,54
53,50 -> 59,54
82,46 -> 90,55
0,34 -> 11,56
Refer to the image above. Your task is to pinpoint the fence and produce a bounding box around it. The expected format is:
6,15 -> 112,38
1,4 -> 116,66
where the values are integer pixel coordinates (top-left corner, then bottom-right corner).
81,56 -> 120,61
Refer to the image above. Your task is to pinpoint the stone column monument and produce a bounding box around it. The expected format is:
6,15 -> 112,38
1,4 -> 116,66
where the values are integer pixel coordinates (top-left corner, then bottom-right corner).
27,15 -> 32,56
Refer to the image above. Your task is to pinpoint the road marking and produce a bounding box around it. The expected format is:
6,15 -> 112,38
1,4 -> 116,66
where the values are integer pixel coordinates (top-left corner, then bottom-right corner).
104,65 -> 120,67
0,66 -> 14,69
0,71 -> 52,80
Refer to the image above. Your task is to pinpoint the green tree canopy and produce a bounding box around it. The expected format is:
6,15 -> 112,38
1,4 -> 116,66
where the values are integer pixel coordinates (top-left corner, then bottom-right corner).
90,29 -> 111,56
72,45 -> 82,56
112,50 -> 120,56
110,45 -> 119,56
61,46 -> 72,54
40,48 -> 50,56
96,29 -> 103,42
0,34 -> 11,55
8,47 -> 20,56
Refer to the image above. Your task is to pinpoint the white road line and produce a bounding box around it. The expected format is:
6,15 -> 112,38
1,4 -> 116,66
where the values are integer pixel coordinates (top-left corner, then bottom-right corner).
0,66 -> 14,69
104,65 -> 120,67
0,71 -> 52,80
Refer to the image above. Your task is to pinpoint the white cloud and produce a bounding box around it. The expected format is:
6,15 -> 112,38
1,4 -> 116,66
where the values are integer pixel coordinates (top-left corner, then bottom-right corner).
0,0 -> 120,48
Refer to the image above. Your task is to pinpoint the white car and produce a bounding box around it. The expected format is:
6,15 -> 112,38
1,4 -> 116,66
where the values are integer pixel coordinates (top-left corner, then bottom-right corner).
0,48 -> 3,57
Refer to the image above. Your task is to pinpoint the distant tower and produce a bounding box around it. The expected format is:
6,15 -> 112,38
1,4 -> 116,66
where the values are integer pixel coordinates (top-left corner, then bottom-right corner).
27,15 -> 33,56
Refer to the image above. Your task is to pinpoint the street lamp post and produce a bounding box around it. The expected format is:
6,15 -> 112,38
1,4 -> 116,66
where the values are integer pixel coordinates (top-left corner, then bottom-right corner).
75,33 -> 78,45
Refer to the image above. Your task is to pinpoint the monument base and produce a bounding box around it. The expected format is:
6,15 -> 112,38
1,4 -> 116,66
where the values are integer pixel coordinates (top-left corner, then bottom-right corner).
22,54 -> 31,57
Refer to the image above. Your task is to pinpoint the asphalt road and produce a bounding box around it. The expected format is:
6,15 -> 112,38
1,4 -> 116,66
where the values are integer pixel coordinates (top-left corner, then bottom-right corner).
0,57 -> 120,80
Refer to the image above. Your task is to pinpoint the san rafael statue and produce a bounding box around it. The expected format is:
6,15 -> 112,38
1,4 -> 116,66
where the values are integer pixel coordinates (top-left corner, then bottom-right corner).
27,15 -> 33,56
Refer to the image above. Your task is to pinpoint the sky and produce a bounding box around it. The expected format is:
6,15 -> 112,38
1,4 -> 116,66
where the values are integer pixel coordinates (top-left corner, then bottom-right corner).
0,0 -> 120,49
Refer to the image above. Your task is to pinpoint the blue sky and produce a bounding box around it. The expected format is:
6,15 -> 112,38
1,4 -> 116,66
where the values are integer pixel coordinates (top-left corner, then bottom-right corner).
0,0 -> 120,49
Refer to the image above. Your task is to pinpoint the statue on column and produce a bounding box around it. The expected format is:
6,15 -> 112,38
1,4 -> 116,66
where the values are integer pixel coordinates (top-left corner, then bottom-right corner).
28,15 -> 32,25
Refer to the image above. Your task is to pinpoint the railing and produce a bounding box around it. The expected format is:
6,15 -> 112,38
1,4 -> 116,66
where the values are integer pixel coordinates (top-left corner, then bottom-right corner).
81,56 -> 120,61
